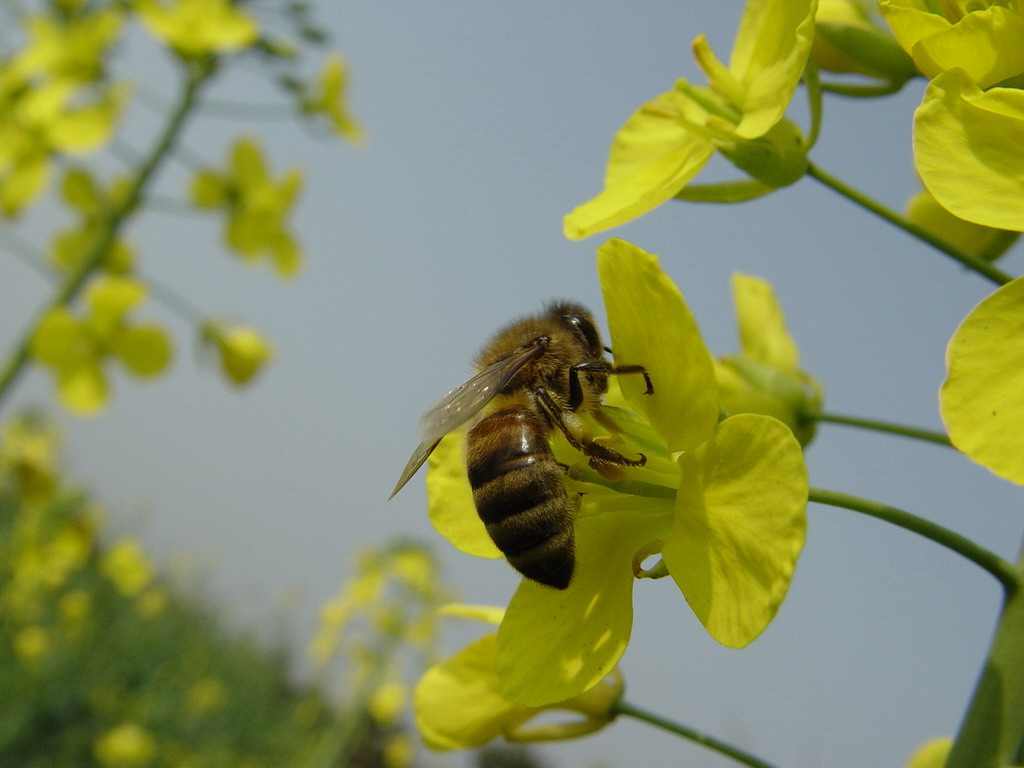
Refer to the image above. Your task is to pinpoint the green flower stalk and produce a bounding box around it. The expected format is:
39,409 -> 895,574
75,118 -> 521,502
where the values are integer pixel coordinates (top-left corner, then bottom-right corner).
424,239 -> 808,707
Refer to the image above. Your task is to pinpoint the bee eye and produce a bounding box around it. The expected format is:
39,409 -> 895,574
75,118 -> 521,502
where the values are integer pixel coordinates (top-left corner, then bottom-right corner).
565,313 -> 602,356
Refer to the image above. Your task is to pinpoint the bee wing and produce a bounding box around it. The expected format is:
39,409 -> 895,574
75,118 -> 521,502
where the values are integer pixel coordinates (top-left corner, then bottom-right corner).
389,341 -> 545,500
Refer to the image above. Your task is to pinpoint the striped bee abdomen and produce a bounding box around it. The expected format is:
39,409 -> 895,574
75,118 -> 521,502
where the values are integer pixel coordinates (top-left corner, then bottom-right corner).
466,407 -> 575,589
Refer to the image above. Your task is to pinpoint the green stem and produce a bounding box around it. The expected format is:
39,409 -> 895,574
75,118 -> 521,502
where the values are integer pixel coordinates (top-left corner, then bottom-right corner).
808,488 -> 1020,594
0,60 -> 213,412
805,162 -> 1014,286
946,541 -> 1024,768
611,699 -> 778,768
802,409 -> 952,447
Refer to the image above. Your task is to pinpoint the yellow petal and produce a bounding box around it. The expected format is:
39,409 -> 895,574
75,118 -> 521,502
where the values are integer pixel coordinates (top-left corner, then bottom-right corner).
57,361 -> 108,416
425,433 -> 501,559
597,239 -> 719,452
914,69 -> 1024,231
905,736 -> 953,768
905,186 -> 1016,258
563,91 -> 715,240
729,0 -> 818,138
495,507 -> 670,707
414,633 -> 532,749
665,414 -> 807,647
112,324 -> 173,378
732,273 -> 799,370
941,276 -> 1024,485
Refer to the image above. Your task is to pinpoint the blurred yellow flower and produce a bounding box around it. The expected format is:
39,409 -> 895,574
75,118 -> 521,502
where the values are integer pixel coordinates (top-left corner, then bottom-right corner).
1,415 -> 61,499
191,138 -> 304,278
136,586 -> 168,618
302,54 -> 364,143
187,677 -> 227,716
138,0 -> 259,57
100,538 -> 154,598
0,77 -> 125,216
93,723 -> 157,768
11,8 -> 123,83
52,167 -> 135,275
905,736 -> 953,768
368,681 -> 407,726
13,625 -> 51,664
202,322 -> 274,386
30,276 -> 173,416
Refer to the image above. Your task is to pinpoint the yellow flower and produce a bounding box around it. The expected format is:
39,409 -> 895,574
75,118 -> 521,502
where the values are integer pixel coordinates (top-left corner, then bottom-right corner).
879,0 -> 1024,87
913,69 -> 1024,231
93,723 -> 156,768
11,8 -> 123,83
202,322 -> 274,386
0,77 -> 125,216
138,0 -> 259,58
940,276 -> 1024,485
100,538 -> 154,598
136,586 -> 168,618
905,185 -> 1018,260
302,54 -> 364,143
564,0 -> 816,239
414,605 -> 623,749
191,138 -> 304,278
0,414 -> 61,499
30,276 -> 173,415
426,240 -> 807,706
186,677 -> 227,716
715,273 -> 823,445
52,167 -> 135,274
13,625 -> 51,664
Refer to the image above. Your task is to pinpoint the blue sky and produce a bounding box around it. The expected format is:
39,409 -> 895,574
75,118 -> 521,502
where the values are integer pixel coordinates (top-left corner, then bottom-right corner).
4,2 -> 1022,766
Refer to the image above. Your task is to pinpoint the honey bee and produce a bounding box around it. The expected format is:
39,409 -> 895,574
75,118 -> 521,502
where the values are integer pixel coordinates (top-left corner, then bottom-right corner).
389,302 -> 653,590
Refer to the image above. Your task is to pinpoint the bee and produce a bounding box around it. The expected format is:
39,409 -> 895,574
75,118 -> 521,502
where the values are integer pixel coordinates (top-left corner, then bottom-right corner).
389,302 -> 653,590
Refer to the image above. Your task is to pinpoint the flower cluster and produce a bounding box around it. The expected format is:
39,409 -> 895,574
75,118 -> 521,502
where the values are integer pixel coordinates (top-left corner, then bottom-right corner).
0,3 -> 125,216
563,0 -> 818,239
418,240 -> 808,730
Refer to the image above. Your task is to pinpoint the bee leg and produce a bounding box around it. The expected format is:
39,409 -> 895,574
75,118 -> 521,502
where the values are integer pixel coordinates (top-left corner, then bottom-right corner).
566,360 -> 611,410
535,387 -> 647,467
612,364 -> 654,395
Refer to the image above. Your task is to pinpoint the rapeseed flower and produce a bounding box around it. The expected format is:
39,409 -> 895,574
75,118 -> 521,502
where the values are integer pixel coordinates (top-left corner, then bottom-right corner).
425,239 -> 807,706
191,137 -> 304,278
30,276 -> 172,415
914,69 -> 1024,231
940,276 -> 1024,486
202,321 -> 274,386
92,723 -> 156,768
0,76 -> 124,216
715,273 -> 822,446
138,0 -> 259,58
414,605 -> 622,749
879,0 -> 1024,88
904,185 -> 1017,260
302,55 -> 364,143
563,0 -> 816,239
